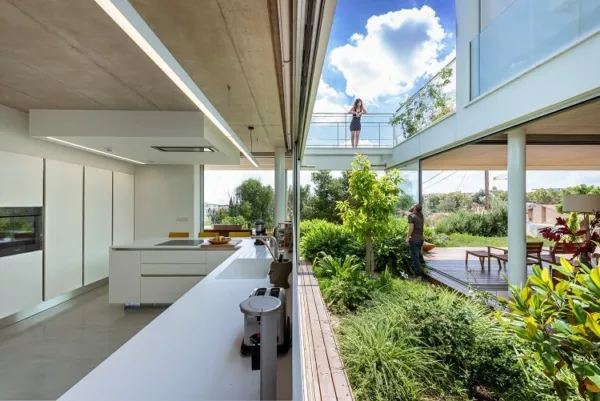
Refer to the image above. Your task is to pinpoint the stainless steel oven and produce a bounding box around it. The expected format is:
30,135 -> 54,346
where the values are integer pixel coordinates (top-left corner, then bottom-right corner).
0,207 -> 43,258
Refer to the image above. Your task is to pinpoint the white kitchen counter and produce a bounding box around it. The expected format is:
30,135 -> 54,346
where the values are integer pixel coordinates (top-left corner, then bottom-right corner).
59,239 -> 292,401
111,237 -> 243,250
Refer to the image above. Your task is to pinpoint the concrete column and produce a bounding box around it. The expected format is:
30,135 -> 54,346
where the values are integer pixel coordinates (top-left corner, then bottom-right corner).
284,169 -> 288,220
507,128 -> 527,287
274,149 -> 286,225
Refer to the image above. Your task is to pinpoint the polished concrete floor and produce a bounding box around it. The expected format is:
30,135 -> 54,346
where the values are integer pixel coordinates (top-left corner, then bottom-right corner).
0,285 -> 166,400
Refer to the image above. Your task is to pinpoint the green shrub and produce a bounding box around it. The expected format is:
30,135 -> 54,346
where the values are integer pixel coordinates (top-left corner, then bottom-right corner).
337,279 -> 561,401
221,215 -> 250,229
299,220 -> 364,263
314,253 -> 373,313
299,219 -> 329,239
338,316 -> 452,401
436,206 -> 508,237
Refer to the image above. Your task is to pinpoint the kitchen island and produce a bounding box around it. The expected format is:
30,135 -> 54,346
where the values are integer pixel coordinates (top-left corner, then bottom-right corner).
58,239 -> 293,400
109,237 -> 243,304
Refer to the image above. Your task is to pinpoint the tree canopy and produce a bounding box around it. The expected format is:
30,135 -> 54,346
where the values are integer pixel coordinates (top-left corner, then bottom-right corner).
337,155 -> 402,274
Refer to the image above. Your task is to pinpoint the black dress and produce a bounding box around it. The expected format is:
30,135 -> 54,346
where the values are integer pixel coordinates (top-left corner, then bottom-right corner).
350,113 -> 361,131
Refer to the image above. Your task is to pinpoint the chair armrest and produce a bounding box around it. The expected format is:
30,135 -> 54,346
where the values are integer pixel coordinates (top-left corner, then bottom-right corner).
488,246 -> 507,254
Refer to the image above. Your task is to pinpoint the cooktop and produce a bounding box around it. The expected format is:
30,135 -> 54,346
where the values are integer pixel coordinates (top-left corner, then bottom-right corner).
155,239 -> 204,247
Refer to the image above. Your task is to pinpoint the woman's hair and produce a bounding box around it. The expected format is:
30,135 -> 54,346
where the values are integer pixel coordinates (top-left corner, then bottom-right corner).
351,98 -> 363,112
412,203 -> 423,215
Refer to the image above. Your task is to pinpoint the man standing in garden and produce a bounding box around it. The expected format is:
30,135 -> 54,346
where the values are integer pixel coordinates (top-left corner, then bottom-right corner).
406,204 -> 425,277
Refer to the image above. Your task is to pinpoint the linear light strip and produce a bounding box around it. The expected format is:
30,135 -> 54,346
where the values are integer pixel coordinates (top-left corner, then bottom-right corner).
46,137 -> 145,165
94,0 -> 259,168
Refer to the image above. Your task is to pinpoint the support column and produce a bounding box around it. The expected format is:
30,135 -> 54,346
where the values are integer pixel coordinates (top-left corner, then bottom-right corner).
284,169 -> 288,220
507,129 -> 527,287
274,149 -> 286,226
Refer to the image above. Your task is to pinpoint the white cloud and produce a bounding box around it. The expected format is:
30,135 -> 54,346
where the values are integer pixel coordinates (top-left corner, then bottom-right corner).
329,6 -> 453,104
313,78 -> 349,114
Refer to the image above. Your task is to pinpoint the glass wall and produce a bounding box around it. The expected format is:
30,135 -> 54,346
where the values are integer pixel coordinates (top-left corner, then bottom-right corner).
471,0 -> 600,99
397,161 -> 421,213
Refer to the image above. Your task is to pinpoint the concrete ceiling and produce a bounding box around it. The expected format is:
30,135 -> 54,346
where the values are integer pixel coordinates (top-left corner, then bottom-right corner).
0,0 -> 194,111
129,0 -> 284,152
524,99 -> 600,135
0,0 -> 285,155
423,98 -> 600,170
422,144 -> 600,170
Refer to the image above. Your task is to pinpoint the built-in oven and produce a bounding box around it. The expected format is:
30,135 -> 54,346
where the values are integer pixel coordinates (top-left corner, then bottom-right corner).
0,207 -> 43,258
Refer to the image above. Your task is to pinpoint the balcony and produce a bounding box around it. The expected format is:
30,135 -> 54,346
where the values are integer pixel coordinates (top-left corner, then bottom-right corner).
391,58 -> 456,144
306,113 -> 395,148
470,0 -> 600,99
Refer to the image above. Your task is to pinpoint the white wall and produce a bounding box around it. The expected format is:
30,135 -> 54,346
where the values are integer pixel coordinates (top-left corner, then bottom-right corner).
84,167 -> 113,285
134,165 -> 201,239
113,172 -> 135,246
389,2 -> 600,167
45,159 -> 84,299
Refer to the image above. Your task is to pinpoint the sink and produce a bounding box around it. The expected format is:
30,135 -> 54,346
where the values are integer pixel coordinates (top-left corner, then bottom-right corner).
215,259 -> 271,280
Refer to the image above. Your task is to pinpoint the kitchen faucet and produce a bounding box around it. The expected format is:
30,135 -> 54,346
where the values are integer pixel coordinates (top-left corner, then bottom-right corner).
251,236 -> 279,261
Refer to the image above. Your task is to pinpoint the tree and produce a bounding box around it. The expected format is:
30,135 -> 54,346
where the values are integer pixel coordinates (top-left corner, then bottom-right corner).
527,188 -> 562,205
472,189 -> 486,205
230,179 -> 274,226
336,154 -> 402,275
287,184 -> 312,220
306,170 -> 348,223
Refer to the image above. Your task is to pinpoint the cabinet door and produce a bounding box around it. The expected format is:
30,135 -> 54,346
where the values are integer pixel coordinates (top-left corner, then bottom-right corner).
141,276 -> 202,303
109,251 -> 141,304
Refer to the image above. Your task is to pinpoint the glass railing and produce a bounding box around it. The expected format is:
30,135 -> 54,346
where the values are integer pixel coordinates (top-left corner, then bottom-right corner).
471,0 -> 600,99
392,58 -> 456,144
306,113 -> 395,148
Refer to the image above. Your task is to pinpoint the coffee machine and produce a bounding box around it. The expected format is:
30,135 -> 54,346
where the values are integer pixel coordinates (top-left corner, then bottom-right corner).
254,221 -> 266,245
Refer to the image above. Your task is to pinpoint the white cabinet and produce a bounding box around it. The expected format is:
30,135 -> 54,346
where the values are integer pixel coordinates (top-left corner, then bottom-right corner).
141,277 -> 203,304
141,263 -> 206,276
141,251 -> 206,264
109,249 -> 235,304
45,159 -> 83,299
109,250 -> 141,304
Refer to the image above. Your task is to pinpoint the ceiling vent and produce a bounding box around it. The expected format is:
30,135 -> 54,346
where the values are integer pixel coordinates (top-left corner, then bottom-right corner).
151,146 -> 215,153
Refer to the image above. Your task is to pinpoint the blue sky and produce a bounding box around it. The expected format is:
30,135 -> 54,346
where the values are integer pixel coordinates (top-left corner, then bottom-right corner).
314,0 -> 456,114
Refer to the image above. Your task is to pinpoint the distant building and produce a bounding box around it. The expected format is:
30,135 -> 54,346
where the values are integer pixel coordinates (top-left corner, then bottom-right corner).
527,203 -> 563,225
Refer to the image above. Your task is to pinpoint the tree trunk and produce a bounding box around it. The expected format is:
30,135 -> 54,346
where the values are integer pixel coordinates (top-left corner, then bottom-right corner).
366,235 -> 374,276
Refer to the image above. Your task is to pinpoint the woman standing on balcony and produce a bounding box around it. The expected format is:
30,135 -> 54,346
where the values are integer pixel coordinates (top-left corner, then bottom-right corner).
348,98 -> 366,148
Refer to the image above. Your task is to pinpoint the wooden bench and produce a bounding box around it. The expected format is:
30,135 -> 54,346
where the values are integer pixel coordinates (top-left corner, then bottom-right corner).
488,242 -> 544,270
465,250 -> 500,271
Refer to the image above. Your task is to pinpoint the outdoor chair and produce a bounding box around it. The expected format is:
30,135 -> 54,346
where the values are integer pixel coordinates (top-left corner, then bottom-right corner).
540,242 -> 581,265
488,242 -> 544,270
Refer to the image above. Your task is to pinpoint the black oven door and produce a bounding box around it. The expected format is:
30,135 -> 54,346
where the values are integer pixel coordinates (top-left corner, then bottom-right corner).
0,207 -> 43,258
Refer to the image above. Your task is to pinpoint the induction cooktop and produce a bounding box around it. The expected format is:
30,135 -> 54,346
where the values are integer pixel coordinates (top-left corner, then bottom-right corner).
155,239 -> 204,246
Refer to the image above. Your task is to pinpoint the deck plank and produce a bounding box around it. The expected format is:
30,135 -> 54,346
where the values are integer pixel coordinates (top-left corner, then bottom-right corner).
298,261 -> 353,401
299,262 -> 320,401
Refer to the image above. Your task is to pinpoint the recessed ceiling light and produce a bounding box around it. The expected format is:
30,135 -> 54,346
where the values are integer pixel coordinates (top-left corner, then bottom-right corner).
151,146 -> 215,153
94,0 -> 258,168
46,137 -> 145,164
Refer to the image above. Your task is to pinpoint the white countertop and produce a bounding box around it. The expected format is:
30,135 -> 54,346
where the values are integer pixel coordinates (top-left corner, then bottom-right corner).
59,240 -> 292,401
111,237 -> 243,250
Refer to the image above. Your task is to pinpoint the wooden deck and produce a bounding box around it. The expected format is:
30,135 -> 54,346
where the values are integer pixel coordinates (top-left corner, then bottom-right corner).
298,261 -> 353,401
424,247 -> 538,299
